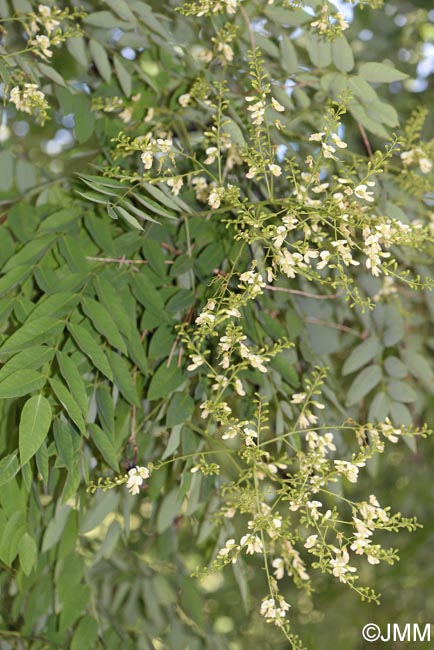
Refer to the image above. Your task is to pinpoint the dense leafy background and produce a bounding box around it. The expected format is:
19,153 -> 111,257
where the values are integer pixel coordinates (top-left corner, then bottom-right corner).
0,0 -> 433,648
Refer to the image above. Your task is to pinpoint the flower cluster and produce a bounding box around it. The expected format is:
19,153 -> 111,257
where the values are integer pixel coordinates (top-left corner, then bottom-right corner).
9,84 -> 50,124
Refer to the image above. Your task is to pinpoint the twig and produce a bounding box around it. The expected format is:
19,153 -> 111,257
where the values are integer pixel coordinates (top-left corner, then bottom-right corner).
128,331 -> 146,464
239,3 -> 256,52
305,316 -> 365,338
266,285 -> 339,300
86,256 -> 173,265
358,122 -> 373,159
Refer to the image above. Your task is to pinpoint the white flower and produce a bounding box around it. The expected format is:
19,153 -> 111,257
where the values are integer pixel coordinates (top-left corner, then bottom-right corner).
419,157 -> 432,174
290,392 -> 306,404
30,34 -> 53,59
268,163 -> 282,177
322,142 -> 336,159
208,189 -> 222,209
195,311 -> 215,326
354,184 -> 375,202
330,548 -> 357,583
144,107 -> 154,122
246,166 -> 258,179
243,427 -> 257,446
247,353 -> 268,373
400,150 -> 414,165
240,533 -> 263,554
222,426 -> 238,440
141,151 -> 153,170
272,557 -> 285,580
156,138 -> 172,153
219,42 -> 234,63
178,93 -> 191,107
167,176 -> 183,195
204,146 -> 218,165
317,250 -> 331,270
246,97 -> 266,125
309,132 -> 325,142
334,460 -> 365,483
217,538 -> 239,561
271,97 -> 285,112
187,354 -> 204,371
304,534 -> 318,549
331,133 -> 347,148
306,500 -> 322,520
38,5 -> 60,32
126,466 -> 150,495
260,596 -> 290,622
223,0 -> 237,14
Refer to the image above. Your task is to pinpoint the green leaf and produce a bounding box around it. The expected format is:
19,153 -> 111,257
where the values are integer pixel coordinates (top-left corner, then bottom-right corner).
222,117 -> 247,148
0,265 -> 32,297
264,6 -> 310,26
35,441 -> 49,484
368,391 -> 390,422
342,336 -> 380,376
401,350 -> 434,385
54,420 -> 76,471
384,356 -> 407,378
348,100 -> 390,139
148,362 -> 184,401
162,425 -> 182,459
68,323 -> 113,380
18,532 -> 37,576
0,511 -> 26,565
383,310 -> 405,347
49,377 -> 86,434
0,369 -> 46,399
114,55 -> 132,97
96,385 -> 115,434
0,453 -> 20,488
2,234 -> 55,272
88,423 -> 119,471
74,97 -> 95,144
347,365 -> 382,406
280,35 -> 298,74
107,351 -> 140,406
38,61 -> 66,87
84,10 -> 131,29
30,292 -> 78,319
82,297 -> 128,354
306,34 -> 332,68
0,316 -> 62,354
71,617 -> 99,650
157,488 -> 182,533
89,39 -> 112,82
332,37 -> 354,73
41,504 -> 71,552
57,351 -> 88,417
19,395 -> 52,465
112,203 -> 149,229
67,36 -> 88,67
387,379 -> 417,403
165,289 -> 195,313
359,62 -> 408,83
166,392 -> 194,427
80,490 -> 119,534
390,402 -> 413,427
131,273 -> 172,322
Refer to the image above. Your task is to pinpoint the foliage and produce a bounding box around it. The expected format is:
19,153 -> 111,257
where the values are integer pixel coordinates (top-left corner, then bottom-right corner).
0,0 -> 433,648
